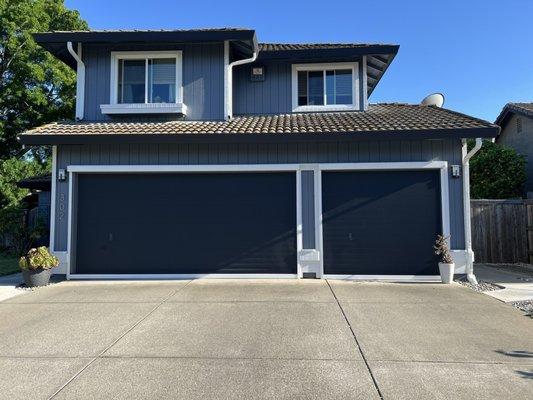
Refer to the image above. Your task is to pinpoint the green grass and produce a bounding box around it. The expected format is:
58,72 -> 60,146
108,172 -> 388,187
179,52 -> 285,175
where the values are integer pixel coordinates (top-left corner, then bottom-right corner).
0,253 -> 20,276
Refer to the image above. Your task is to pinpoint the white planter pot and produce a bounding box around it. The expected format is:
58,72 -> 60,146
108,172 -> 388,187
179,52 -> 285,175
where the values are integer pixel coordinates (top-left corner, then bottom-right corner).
438,262 -> 455,284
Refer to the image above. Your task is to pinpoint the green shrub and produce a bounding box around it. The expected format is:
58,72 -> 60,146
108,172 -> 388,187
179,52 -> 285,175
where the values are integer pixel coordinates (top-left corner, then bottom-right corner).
19,247 -> 58,270
469,140 -> 526,199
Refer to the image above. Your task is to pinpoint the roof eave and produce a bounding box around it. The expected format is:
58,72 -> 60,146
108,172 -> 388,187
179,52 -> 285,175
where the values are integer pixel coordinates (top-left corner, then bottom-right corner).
18,127 -> 499,146
33,29 -> 257,69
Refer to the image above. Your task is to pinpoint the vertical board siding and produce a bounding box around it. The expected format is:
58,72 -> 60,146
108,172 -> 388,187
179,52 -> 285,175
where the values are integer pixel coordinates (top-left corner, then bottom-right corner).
83,43 -> 224,121
233,59 -> 364,115
471,200 -> 529,263
54,139 -> 465,251
301,170 -> 316,249
233,61 -> 292,115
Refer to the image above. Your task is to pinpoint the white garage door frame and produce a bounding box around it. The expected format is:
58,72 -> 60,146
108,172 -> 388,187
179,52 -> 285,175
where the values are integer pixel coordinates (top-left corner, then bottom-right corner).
59,161 -> 451,281
316,161 -> 450,281
65,164 -> 304,280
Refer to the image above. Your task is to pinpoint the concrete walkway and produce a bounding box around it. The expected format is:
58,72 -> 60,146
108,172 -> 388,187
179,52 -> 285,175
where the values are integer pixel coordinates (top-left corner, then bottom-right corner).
475,264 -> 533,302
0,279 -> 531,399
0,273 -> 22,302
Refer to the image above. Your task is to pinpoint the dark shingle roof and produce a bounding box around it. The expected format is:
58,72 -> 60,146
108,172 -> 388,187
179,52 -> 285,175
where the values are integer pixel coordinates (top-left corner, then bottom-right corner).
19,104 -> 498,145
495,102 -> 533,127
16,174 -> 52,191
258,43 -> 395,52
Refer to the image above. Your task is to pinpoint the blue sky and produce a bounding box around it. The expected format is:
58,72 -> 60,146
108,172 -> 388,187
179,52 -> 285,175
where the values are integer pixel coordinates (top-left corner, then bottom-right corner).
65,0 -> 532,122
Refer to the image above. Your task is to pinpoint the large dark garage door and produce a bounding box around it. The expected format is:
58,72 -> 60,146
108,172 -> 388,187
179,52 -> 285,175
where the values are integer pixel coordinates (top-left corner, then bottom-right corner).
322,170 -> 442,275
75,173 -> 296,274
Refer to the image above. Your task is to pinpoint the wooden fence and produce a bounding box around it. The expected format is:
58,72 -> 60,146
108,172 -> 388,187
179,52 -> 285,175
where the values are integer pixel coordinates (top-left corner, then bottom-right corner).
471,199 -> 533,264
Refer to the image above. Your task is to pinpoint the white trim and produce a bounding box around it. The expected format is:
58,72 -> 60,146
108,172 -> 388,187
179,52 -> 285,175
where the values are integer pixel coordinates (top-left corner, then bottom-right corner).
324,275 -> 442,282
291,62 -> 359,112
100,103 -> 187,115
67,164 -> 300,173
66,42 -> 85,120
106,50 -> 183,114
61,161 -> 453,280
296,170 -> 303,278
49,146 -> 57,252
68,274 -> 298,280
362,56 -> 368,110
66,164 -> 301,279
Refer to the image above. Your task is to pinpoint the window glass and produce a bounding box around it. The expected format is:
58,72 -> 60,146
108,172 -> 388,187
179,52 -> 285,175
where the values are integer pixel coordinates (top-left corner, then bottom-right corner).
308,71 -> 324,105
297,71 -> 308,106
326,70 -> 335,105
118,59 -> 146,104
335,69 -> 352,105
296,67 -> 353,107
148,58 -> 176,103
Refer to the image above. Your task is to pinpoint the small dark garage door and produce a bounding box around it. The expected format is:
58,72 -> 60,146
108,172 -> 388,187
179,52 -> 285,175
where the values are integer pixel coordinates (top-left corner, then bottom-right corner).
75,173 -> 296,274
322,170 -> 442,275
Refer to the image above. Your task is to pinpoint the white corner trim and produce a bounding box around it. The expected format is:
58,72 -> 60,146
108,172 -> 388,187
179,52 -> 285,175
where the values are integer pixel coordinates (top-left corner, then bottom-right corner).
49,146 -> 57,252
296,170 -> 303,278
362,55 -> 368,110
451,249 -> 470,274
51,251 -> 69,275
66,42 -> 84,120
108,50 -> 183,107
100,103 -> 187,115
291,61 -> 360,112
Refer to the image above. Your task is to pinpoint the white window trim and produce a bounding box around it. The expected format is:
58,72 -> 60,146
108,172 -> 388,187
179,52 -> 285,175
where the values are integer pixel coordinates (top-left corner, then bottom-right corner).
291,62 -> 359,112
102,50 -> 184,115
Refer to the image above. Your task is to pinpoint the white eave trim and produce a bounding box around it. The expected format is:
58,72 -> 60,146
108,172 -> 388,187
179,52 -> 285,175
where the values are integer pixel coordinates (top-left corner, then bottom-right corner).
100,103 -> 187,115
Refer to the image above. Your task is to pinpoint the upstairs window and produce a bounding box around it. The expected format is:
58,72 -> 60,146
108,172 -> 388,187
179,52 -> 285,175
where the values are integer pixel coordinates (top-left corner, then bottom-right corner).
109,51 -> 182,105
292,62 -> 359,112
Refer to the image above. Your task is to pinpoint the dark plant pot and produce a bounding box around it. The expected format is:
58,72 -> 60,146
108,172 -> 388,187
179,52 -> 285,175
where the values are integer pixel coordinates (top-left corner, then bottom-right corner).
22,268 -> 52,287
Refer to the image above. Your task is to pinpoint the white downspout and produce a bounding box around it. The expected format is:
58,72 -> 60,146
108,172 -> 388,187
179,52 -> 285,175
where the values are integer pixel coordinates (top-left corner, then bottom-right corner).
462,138 -> 482,284
225,41 -> 258,120
66,41 -> 85,120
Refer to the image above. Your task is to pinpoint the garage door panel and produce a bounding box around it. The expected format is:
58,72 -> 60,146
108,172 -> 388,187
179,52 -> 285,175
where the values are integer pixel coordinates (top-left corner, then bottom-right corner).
322,170 -> 442,275
75,173 -> 296,274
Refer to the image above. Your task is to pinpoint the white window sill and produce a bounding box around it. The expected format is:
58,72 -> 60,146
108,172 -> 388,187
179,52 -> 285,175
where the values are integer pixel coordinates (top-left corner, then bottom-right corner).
292,104 -> 358,113
100,103 -> 187,115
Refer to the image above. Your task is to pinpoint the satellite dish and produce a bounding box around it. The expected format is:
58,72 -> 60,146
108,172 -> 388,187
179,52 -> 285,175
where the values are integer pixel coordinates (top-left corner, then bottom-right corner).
421,93 -> 445,108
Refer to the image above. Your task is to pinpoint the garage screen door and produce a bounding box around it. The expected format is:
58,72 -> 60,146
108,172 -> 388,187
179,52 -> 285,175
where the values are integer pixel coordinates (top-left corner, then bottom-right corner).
75,173 -> 296,274
322,170 -> 442,275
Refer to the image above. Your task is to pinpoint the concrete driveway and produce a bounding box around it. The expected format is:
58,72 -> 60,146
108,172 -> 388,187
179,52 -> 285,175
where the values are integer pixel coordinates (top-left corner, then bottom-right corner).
0,279 -> 531,399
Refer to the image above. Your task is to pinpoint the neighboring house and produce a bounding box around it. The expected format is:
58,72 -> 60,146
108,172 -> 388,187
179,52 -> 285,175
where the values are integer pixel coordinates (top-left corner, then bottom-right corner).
495,102 -> 533,197
18,28 -> 499,280
16,174 -> 52,247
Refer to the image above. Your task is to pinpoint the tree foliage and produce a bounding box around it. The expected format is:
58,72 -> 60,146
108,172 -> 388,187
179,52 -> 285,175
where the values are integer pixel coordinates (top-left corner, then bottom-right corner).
0,0 -> 88,160
0,156 -> 50,209
469,139 -> 526,199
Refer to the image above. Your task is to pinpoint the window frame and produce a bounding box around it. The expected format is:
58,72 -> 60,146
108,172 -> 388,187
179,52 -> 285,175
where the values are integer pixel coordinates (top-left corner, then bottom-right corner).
291,62 -> 359,112
109,50 -> 183,106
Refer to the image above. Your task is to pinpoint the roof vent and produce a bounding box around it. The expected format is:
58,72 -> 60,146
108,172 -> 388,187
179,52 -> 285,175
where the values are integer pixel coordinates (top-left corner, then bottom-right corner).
421,93 -> 445,108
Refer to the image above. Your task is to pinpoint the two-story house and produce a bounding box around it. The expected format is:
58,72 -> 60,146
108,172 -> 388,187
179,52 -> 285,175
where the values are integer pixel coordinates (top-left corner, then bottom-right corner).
19,28 -> 499,281
495,102 -> 533,197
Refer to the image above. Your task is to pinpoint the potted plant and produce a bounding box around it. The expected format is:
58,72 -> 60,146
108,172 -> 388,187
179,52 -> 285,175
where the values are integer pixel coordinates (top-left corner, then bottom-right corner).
19,247 -> 59,287
434,235 -> 454,284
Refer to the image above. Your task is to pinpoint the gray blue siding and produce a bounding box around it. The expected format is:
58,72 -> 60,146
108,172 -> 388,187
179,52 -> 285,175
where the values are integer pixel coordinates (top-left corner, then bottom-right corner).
233,59 -> 365,115
82,43 -> 224,121
54,138 -> 466,252
301,170 -> 316,249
